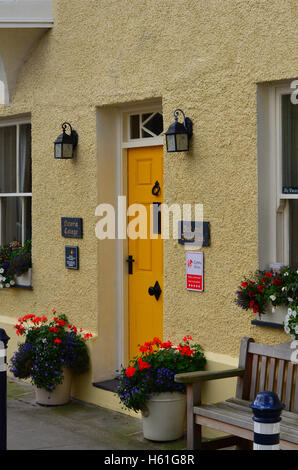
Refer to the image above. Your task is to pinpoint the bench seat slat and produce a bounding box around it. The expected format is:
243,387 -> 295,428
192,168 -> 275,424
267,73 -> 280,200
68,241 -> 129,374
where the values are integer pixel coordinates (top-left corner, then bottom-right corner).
227,397 -> 298,424
194,400 -> 298,444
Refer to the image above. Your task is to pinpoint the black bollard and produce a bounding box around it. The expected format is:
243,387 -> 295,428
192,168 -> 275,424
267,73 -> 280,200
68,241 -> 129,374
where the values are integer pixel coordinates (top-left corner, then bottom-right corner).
0,329 -> 10,451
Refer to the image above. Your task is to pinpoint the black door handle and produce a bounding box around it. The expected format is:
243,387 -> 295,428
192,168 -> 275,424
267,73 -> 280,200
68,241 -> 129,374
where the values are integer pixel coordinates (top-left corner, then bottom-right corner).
148,281 -> 162,300
126,255 -> 135,274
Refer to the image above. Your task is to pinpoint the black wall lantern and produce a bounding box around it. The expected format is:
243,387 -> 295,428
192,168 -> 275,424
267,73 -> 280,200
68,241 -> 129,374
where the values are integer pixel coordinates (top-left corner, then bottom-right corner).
54,122 -> 78,159
165,109 -> 193,152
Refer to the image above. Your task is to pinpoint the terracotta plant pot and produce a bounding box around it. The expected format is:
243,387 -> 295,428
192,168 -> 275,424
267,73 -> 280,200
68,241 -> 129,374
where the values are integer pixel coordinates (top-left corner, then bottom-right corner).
142,392 -> 186,441
35,368 -> 72,406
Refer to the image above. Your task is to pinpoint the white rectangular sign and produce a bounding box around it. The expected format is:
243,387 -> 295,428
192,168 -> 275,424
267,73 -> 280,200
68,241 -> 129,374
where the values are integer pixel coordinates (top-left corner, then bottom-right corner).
186,251 -> 204,292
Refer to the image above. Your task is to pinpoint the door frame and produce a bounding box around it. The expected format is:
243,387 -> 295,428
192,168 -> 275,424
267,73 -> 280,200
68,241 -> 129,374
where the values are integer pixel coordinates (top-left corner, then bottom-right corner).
119,103 -> 163,368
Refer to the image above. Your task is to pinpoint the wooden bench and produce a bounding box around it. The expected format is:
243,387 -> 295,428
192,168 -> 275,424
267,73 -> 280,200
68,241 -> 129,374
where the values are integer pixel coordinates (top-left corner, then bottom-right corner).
175,337 -> 298,450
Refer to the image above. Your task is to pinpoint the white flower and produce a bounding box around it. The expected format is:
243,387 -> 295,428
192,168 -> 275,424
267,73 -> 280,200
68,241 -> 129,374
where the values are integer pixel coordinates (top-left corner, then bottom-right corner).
284,326 -> 291,334
295,326 -> 298,334
282,287 -> 287,291
2,277 -> 6,282
0,268 -> 4,274
10,280 -> 15,286
0,284 -> 3,289
284,272 -> 289,276
291,334 -> 296,340
5,283 -> 10,288
270,295 -> 276,301
288,298 -> 294,303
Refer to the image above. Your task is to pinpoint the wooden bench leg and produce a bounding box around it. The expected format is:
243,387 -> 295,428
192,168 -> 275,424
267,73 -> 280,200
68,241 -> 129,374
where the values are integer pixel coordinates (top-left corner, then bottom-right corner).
187,383 -> 203,450
236,438 -> 253,450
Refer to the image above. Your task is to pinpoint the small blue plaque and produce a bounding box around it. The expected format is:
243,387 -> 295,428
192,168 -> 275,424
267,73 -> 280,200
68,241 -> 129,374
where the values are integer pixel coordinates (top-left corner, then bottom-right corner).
65,246 -> 79,270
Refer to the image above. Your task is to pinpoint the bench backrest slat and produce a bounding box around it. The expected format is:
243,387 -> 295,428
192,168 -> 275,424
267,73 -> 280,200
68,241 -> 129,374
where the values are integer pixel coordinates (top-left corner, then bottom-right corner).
294,374 -> 298,412
259,356 -> 267,392
237,338 -> 298,413
249,354 -> 259,401
268,357 -> 276,390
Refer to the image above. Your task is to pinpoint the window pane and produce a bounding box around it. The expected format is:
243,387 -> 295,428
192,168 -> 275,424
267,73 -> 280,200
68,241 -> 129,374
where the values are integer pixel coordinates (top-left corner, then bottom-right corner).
142,112 -> 163,137
24,197 -> 32,241
1,197 -> 22,245
282,94 -> 298,190
0,126 -> 16,193
289,200 -> 298,269
130,115 -> 140,139
19,124 -> 32,193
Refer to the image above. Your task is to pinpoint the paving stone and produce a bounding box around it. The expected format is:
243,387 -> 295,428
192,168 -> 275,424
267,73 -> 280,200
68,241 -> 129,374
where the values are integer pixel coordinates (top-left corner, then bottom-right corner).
6,378 -> 187,450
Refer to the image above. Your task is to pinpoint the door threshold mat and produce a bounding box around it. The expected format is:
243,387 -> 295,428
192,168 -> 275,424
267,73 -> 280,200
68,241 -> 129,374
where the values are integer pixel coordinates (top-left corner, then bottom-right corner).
92,378 -> 120,393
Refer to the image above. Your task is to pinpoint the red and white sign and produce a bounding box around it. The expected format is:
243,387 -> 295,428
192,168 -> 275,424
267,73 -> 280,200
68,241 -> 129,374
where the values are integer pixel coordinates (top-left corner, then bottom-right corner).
186,251 -> 204,292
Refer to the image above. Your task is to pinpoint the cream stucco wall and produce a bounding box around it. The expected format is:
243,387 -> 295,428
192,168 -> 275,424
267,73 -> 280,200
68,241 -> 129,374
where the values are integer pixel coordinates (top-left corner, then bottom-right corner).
0,0 -> 297,408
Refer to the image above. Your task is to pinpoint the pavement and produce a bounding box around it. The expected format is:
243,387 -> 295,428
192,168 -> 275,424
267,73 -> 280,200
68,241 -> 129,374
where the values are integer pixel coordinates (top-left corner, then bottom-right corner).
6,378 -> 187,451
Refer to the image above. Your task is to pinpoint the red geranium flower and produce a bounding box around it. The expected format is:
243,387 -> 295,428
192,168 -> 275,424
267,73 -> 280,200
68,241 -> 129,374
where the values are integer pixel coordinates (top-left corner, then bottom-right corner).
137,358 -> 151,371
125,367 -> 136,377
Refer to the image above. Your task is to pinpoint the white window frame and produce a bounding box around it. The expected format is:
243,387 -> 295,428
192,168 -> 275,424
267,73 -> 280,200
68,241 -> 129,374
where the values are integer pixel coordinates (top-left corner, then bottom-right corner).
257,81 -> 297,326
121,103 -> 163,149
0,116 -> 32,246
258,81 -> 298,270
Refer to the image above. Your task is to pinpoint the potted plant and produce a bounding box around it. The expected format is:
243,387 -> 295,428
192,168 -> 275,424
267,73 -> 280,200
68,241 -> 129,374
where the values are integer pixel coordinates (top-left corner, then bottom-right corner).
235,267 -> 298,320
9,309 -> 93,405
0,240 -> 32,288
117,336 -> 206,441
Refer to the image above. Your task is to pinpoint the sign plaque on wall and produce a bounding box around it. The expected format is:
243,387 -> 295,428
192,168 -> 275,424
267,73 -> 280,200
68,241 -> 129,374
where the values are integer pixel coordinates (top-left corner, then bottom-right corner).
65,246 -> 79,270
186,251 -> 204,292
61,217 -> 83,239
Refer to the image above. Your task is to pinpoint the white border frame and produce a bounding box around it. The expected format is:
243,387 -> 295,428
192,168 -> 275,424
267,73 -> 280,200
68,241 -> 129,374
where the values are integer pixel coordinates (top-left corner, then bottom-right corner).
95,101 -> 163,380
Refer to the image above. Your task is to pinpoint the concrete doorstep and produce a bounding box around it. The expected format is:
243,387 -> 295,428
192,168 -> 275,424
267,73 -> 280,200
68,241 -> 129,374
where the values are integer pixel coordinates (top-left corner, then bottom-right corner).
6,378 -> 187,451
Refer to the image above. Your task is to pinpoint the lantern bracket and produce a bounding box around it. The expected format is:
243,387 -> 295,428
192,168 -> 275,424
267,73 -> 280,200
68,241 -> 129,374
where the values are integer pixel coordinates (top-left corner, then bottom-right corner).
61,122 -> 78,147
173,109 -> 193,138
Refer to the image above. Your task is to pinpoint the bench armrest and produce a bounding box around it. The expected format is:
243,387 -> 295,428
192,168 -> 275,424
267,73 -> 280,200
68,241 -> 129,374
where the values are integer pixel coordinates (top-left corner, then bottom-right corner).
174,367 -> 246,384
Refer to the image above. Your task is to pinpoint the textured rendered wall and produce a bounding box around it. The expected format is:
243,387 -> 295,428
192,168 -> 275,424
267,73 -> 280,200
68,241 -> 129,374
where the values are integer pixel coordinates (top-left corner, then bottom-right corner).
0,0 -> 297,369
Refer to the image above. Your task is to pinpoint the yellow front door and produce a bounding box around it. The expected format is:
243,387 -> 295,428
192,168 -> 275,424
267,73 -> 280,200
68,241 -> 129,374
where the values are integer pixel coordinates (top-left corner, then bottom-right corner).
128,146 -> 163,359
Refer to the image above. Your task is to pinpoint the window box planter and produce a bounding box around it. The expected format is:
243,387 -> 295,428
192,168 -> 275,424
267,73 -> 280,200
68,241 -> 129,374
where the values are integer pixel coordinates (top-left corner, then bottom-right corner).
15,268 -> 32,287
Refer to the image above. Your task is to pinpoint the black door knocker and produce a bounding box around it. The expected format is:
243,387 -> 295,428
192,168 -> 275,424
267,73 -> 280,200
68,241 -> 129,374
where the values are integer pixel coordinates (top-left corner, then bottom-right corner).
152,180 -> 161,196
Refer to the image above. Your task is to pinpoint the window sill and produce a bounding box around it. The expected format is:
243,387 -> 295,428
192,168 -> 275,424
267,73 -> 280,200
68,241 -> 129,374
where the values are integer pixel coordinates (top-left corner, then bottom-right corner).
251,319 -> 284,330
